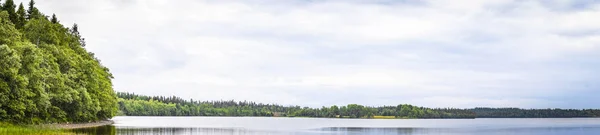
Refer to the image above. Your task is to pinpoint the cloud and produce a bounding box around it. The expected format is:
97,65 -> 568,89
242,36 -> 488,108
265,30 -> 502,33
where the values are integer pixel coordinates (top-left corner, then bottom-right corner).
20,0 -> 600,108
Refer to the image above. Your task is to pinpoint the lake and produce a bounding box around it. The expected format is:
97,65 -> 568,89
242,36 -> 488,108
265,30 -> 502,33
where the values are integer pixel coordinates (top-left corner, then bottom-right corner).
72,116 -> 600,135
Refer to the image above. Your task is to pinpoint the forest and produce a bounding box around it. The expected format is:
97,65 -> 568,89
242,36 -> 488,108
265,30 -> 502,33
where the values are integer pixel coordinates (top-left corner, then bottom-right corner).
117,92 -> 476,118
471,107 -> 600,118
118,92 -> 600,119
0,0 -> 118,124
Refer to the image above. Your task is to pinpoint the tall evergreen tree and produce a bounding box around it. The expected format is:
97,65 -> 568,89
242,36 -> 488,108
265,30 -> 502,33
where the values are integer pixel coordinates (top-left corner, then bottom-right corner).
71,23 -> 86,47
72,23 -> 78,33
50,13 -> 57,23
15,3 -> 25,29
1,0 -> 16,23
26,0 -> 41,20
26,0 -> 34,16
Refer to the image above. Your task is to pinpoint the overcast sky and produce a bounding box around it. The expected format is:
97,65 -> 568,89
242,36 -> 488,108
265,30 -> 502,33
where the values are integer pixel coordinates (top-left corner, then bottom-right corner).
19,0 -> 600,108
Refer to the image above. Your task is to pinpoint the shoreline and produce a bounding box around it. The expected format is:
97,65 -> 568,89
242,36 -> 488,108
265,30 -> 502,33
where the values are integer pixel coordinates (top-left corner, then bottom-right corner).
40,120 -> 114,130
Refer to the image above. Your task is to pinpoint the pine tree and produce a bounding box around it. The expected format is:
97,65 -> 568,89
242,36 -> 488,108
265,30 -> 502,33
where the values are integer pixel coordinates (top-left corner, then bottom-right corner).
71,23 -> 86,47
50,13 -> 57,23
15,3 -> 25,29
26,0 -> 41,20
26,0 -> 34,17
1,0 -> 16,24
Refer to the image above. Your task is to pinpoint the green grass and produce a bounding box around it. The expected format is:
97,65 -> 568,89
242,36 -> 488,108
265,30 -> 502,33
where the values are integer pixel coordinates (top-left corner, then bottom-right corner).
0,123 -> 73,135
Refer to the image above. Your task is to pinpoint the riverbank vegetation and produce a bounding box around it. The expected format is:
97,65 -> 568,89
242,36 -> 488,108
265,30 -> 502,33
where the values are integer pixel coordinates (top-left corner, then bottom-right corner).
0,0 -> 117,124
0,122 -> 72,135
117,92 -> 474,118
470,107 -> 600,118
117,92 -> 600,118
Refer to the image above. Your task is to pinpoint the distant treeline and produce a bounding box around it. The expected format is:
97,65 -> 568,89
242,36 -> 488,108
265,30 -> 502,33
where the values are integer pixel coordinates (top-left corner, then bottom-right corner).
117,92 -> 600,119
117,92 -> 470,119
470,107 -> 600,118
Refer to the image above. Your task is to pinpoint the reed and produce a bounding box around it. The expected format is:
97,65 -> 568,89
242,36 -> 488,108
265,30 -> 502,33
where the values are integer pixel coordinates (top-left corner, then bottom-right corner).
0,123 -> 73,135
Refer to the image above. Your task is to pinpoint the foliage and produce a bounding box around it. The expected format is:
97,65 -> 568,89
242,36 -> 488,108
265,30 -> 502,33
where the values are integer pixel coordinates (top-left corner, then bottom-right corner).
117,92 -> 476,118
0,0 -> 117,124
26,0 -> 42,20
118,92 -> 600,119
471,108 -> 600,118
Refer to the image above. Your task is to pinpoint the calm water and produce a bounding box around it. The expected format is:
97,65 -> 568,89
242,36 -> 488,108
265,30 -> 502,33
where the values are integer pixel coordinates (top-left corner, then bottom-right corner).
72,116 -> 600,135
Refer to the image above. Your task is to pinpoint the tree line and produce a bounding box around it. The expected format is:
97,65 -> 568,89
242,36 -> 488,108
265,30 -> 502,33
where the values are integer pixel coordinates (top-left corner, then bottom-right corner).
118,92 -> 600,118
0,0 -> 117,124
117,92 -> 476,118
471,107 -> 600,118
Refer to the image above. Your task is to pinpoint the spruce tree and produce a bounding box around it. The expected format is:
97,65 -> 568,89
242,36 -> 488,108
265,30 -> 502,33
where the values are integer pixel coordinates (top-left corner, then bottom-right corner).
26,0 -> 34,16
1,0 -> 16,23
15,3 -> 24,29
50,13 -> 57,23
26,0 -> 41,20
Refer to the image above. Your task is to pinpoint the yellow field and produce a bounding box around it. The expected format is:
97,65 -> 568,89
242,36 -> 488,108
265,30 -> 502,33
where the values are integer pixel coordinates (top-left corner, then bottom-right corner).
372,116 -> 397,119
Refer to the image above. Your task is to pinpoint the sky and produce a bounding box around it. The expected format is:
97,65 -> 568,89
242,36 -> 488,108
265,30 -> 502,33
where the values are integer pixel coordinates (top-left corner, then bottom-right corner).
19,0 -> 600,108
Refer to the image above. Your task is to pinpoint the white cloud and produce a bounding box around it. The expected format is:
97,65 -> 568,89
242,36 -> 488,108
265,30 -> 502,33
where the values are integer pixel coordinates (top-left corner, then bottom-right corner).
20,0 -> 600,108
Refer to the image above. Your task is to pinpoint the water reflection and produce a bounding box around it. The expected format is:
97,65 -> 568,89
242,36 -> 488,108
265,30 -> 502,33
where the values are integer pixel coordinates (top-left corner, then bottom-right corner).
320,127 -> 437,135
321,127 -> 600,135
72,126 -> 314,135
117,127 -> 292,135
71,125 -> 600,135
70,125 -> 115,135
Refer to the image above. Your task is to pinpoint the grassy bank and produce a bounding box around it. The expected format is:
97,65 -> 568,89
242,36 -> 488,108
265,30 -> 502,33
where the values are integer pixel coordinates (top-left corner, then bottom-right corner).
0,120 -> 114,135
0,123 -> 72,135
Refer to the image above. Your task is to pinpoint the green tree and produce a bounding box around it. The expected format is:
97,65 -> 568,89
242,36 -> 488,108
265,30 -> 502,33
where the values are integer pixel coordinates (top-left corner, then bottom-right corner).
0,11 -> 19,44
331,105 -> 339,117
71,23 -> 86,47
50,13 -> 57,23
14,3 -> 25,29
1,0 -> 16,24
26,0 -> 41,20
0,45 -> 23,123
0,1 -> 117,124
